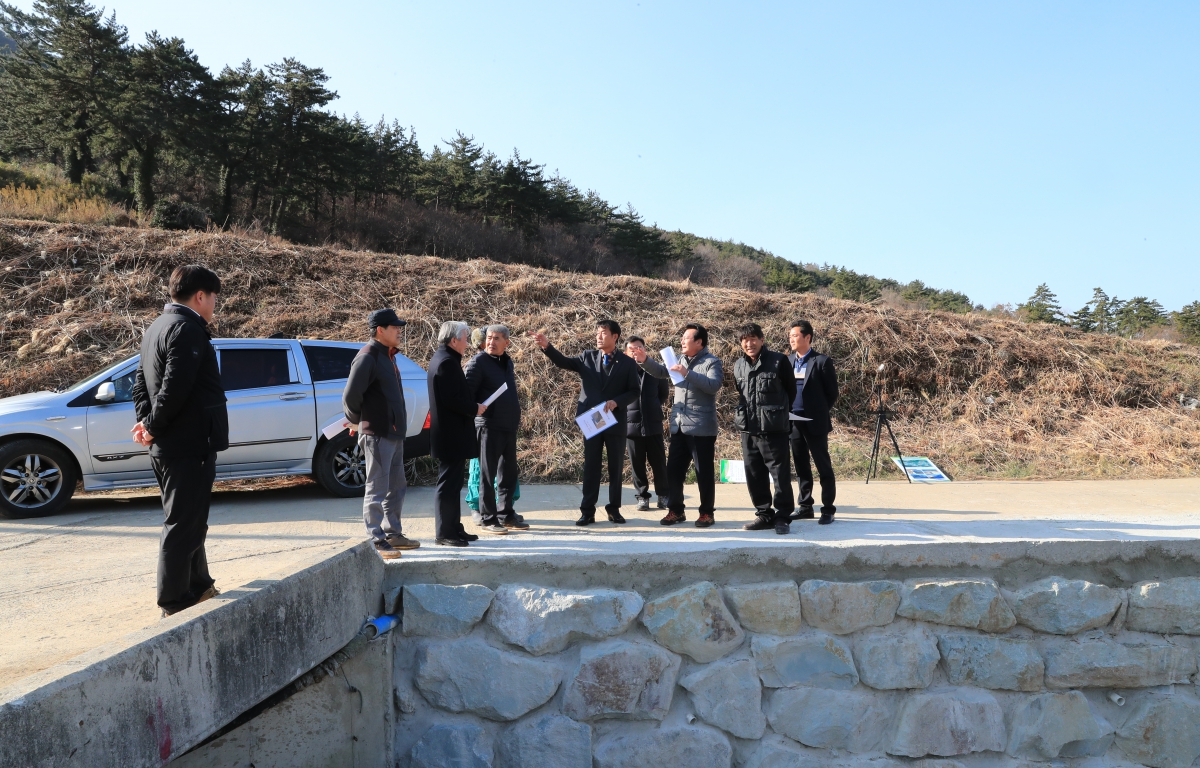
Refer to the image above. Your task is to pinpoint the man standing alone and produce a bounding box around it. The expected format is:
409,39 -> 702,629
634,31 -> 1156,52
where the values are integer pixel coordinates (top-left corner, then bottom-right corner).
131,265 -> 228,617
624,335 -> 669,512
343,309 -> 419,558
733,323 -> 796,535
427,321 -> 484,547
787,320 -> 839,524
531,320 -> 640,525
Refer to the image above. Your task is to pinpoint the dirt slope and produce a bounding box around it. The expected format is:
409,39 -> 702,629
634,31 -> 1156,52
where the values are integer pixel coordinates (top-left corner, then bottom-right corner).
2,219 -> 1198,482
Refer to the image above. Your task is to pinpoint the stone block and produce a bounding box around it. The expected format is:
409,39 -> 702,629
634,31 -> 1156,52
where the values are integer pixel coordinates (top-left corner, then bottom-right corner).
752,632 -> 859,689
743,739 -> 904,768
680,657 -> 765,739
909,762 -> 966,768
1042,636 -> 1196,689
799,579 -> 902,635
723,581 -> 803,635
1115,695 -> 1200,768
641,581 -> 745,663
562,639 -> 680,721
487,584 -> 643,655
937,634 -> 1044,691
767,686 -> 894,753
897,578 -> 1016,632
593,726 -> 732,768
1006,691 -> 1108,759
887,688 -> 1006,758
402,583 -> 495,638
411,724 -> 493,768
495,713 -> 591,768
854,627 -> 939,690
1127,577 -> 1200,635
1011,576 -> 1123,635
414,636 -> 563,721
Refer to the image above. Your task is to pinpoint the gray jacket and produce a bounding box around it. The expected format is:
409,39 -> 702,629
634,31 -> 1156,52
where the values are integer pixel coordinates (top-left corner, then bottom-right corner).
640,349 -> 724,436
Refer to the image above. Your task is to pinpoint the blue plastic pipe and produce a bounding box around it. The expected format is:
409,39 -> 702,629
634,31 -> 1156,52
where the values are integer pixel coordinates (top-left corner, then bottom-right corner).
364,614 -> 399,638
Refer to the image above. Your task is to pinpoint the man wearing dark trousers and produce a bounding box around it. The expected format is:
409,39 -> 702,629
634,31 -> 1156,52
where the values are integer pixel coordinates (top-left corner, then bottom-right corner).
787,320 -> 840,524
427,321 -> 485,547
531,320 -> 640,525
343,308 -> 420,559
465,325 -> 527,534
733,323 -> 797,535
624,336 -> 670,512
630,323 -> 724,528
131,265 -> 228,618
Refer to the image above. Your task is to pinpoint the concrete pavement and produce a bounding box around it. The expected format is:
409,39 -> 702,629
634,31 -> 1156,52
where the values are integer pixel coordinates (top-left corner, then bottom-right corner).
2,477 -> 1199,688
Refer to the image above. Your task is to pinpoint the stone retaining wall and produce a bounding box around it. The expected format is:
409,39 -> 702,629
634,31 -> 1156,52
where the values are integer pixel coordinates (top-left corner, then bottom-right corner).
391,575 -> 1200,768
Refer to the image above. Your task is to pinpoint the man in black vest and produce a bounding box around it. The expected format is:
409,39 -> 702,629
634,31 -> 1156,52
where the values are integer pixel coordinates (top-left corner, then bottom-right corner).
624,335 -> 669,512
531,319 -> 640,525
427,321 -> 485,547
733,323 -> 797,535
131,265 -> 229,617
465,325 -> 526,534
343,308 -> 418,558
787,319 -> 840,524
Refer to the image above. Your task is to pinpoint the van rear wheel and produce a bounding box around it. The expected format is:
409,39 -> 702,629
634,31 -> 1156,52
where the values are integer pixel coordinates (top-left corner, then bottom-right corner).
314,433 -> 367,498
0,439 -> 78,519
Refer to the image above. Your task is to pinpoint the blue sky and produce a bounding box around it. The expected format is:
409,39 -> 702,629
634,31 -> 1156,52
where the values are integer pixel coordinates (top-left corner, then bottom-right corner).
15,1 -> 1200,311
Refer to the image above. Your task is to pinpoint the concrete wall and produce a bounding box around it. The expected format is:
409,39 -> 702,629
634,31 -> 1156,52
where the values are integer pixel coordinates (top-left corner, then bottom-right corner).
0,541 -> 383,768
387,541 -> 1200,768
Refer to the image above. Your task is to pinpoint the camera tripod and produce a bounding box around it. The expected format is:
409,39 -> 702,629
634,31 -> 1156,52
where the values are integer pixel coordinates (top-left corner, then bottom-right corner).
866,378 -> 911,484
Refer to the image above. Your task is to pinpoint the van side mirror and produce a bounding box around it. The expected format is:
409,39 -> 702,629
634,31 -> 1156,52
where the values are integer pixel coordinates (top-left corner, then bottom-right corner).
95,382 -> 116,402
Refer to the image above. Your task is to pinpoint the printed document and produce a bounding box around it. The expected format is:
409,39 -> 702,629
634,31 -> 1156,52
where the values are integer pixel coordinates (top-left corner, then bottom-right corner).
575,402 -> 618,439
322,415 -> 352,440
481,382 -> 508,407
660,347 -> 686,384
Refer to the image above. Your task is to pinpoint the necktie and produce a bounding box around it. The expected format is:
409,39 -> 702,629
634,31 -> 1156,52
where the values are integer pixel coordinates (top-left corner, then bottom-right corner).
603,354 -> 611,368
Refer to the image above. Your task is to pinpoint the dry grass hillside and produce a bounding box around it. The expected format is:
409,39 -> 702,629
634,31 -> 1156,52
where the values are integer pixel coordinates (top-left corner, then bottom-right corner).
2,219 -> 1198,483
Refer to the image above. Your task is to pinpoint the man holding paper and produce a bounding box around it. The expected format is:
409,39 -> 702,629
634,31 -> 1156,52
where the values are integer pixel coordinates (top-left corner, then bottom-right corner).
629,323 -> 724,527
787,320 -> 840,525
530,320 -> 640,526
465,325 -> 527,533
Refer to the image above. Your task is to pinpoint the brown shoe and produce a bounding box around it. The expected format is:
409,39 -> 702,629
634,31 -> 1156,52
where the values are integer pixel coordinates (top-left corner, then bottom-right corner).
660,511 -> 686,526
195,585 -> 221,604
695,513 -> 715,528
374,540 -> 403,559
386,534 -> 421,550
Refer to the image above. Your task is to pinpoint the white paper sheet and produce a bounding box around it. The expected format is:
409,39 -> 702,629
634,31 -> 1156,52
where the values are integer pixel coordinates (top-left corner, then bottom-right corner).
575,402 -> 618,439
322,416 -> 352,440
660,347 -> 686,384
789,413 -> 813,421
481,382 -> 508,407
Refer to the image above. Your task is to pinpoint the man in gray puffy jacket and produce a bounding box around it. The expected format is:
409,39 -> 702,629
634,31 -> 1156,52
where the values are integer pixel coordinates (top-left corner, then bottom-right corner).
631,323 -> 724,527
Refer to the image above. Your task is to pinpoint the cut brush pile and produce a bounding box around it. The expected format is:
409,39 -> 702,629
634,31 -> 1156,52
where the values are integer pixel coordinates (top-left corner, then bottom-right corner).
2,219 -> 1198,483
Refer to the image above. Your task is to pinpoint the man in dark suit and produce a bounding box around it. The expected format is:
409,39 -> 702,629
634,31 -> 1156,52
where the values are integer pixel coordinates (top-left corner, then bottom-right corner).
786,319 -> 840,524
131,264 -> 228,617
624,335 -> 669,512
427,321 -> 485,547
531,319 -> 640,525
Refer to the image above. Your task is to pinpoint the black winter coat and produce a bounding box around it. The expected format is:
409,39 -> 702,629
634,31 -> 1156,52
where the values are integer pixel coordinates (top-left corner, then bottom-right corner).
541,345 -> 640,423
626,369 -> 670,438
427,344 -> 477,462
733,348 -> 797,435
343,340 -> 408,438
132,304 -> 228,458
465,352 -> 521,432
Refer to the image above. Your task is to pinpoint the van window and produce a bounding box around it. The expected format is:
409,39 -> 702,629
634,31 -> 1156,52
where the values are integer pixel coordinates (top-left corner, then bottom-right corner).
220,348 -> 296,391
302,345 -> 359,382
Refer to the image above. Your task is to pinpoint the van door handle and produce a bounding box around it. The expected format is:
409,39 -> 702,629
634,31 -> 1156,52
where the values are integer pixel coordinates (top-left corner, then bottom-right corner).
279,392 -> 308,401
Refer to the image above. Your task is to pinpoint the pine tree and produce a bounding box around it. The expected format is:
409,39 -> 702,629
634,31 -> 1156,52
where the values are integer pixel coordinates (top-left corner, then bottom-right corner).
1174,301 -> 1200,344
1018,284 -> 1065,324
1114,297 -> 1166,338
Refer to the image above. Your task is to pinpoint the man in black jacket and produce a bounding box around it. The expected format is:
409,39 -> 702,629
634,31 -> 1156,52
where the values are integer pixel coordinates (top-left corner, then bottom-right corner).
624,336 -> 669,512
531,319 -> 640,525
343,308 -> 418,558
787,319 -> 840,524
465,325 -> 525,534
131,265 -> 228,617
427,322 -> 485,547
733,323 -> 797,535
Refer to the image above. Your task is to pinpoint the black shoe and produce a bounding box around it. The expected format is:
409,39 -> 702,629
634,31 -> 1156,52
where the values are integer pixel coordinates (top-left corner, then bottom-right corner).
607,510 -> 626,524
818,512 -> 835,525
660,511 -> 686,526
502,514 -> 530,530
576,513 -> 596,526
436,537 -> 469,547
775,520 -> 791,535
636,498 -> 651,512
792,507 -> 815,521
743,516 -> 775,531
458,531 -> 479,542
657,496 -> 668,509
695,514 -> 715,528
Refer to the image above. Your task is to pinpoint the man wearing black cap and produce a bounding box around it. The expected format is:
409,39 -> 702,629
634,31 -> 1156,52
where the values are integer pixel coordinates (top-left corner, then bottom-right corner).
343,308 -> 418,558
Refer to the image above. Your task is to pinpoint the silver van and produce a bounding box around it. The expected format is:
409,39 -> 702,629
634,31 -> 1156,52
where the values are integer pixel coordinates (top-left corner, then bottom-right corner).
0,339 -> 430,518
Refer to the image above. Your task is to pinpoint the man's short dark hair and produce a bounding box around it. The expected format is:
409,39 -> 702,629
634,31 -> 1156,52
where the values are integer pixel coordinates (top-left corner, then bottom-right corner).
169,265 -> 221,302
790,320 -> 814,340
596,319 -> 621,338
626,335 -> 645,346
738,323 -> 764,341
683,323 -> 708,347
